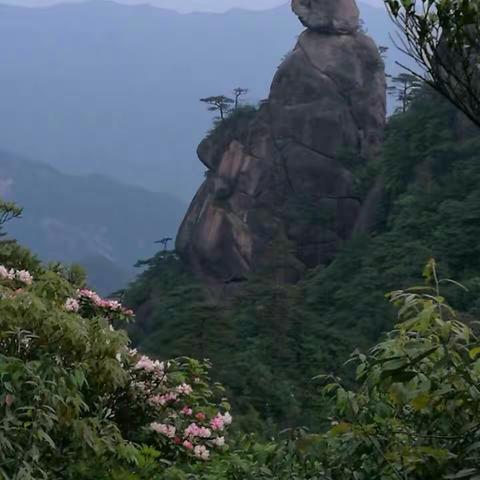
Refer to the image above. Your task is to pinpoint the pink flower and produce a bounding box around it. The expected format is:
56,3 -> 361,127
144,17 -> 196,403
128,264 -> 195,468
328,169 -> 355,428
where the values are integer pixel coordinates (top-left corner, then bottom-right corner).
148,391 -> 177,407
135,355 -> 156,372
106,299 -> 122,311
194,445 -> 210,461
210,415 -> 224,431
77,289 -> 134,316
198,426 -> 211,438
164,391 -> 178,402
181,406 -> 193,416
184,423 -> 199,437
78,289 -> 102,305
183,440 -> 194,450
176,383 -> 193,395
150,422 -> 176,438
64,298 -> 80,312
148,395 -> 164,407
195,412 -> 206,422
184,423 -> 211,439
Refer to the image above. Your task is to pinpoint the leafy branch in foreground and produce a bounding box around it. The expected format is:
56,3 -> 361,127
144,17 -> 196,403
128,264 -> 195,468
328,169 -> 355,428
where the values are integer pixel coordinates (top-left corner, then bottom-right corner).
385,0 -> 480,128
318,259 -> 480,479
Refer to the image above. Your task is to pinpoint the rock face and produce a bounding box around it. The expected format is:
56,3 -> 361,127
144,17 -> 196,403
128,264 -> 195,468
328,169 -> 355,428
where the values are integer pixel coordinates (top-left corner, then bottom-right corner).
176,0 -> 386,284
292,0 -> 360,34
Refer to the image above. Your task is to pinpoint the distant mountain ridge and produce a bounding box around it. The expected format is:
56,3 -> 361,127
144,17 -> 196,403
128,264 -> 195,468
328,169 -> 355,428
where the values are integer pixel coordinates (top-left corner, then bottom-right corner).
0,0 -> 284,9
0,0 -> 383,12
0,150 -> 186,293
0,0 -> 399,201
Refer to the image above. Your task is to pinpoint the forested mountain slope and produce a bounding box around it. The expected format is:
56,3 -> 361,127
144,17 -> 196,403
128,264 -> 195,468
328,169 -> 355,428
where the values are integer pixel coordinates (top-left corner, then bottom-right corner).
125,89 -> 480,430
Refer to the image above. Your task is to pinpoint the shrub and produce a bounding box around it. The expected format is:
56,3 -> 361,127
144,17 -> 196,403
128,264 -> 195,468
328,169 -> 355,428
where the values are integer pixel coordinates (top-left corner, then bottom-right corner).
0,262 -> 232,479
317,260 -> 480,479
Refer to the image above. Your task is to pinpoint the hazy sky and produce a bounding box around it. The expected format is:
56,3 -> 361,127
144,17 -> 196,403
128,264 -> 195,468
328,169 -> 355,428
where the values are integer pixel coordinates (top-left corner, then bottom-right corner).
0,0 -> 383,12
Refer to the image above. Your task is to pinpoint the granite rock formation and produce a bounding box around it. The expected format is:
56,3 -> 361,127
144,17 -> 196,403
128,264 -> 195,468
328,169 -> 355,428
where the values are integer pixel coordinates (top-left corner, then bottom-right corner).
292,0 -> 359,33
176,0 -> 386,284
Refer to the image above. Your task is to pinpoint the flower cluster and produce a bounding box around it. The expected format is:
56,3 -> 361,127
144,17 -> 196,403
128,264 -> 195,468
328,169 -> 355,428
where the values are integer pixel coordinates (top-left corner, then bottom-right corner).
210,412 -> 232,431
131,352 -> 231,462
0,265 -> 33,286
135,355 -> 166,375
150,422 -> 176,438
184,423 -> 211,438
64,288 -> 134,320
64,297 -> 80,312
193,445 -> 210,461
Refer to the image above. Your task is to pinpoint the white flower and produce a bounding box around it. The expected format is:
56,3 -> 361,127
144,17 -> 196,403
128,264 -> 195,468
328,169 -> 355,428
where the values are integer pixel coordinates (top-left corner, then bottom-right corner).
0,266 -> 34,285
15,270 -> 33,285
176,383 -> 193,395
193,445 -> 210,461
150,422 -> 176,438
64,298 -> 80,312
0,265 -> 12,280
221,412 -> 233,425
212,436 -> 225,447
135,355 -> 156,372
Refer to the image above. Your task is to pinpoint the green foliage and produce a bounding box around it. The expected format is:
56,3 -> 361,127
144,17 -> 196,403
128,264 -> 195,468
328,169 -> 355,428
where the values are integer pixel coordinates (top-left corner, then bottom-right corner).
201,88 -> 251,122
200,96 -> 235,121
303,87 -> 480,352
0,210 -> 234,478
0,200 -> 42,275
387,73 -> 423,114
317,260 -> 480,479
385,0 -> 480,127
126,261 -> 480,479
127,85 -> 480,436
0,264 -> 132,479
4,104 -> 480,478
163,432 -> 324,480
205,104 -> 258,145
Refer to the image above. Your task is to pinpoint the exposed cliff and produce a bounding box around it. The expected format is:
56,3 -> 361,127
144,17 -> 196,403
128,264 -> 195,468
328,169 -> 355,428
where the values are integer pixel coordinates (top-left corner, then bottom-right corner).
177,0 -> 386,284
